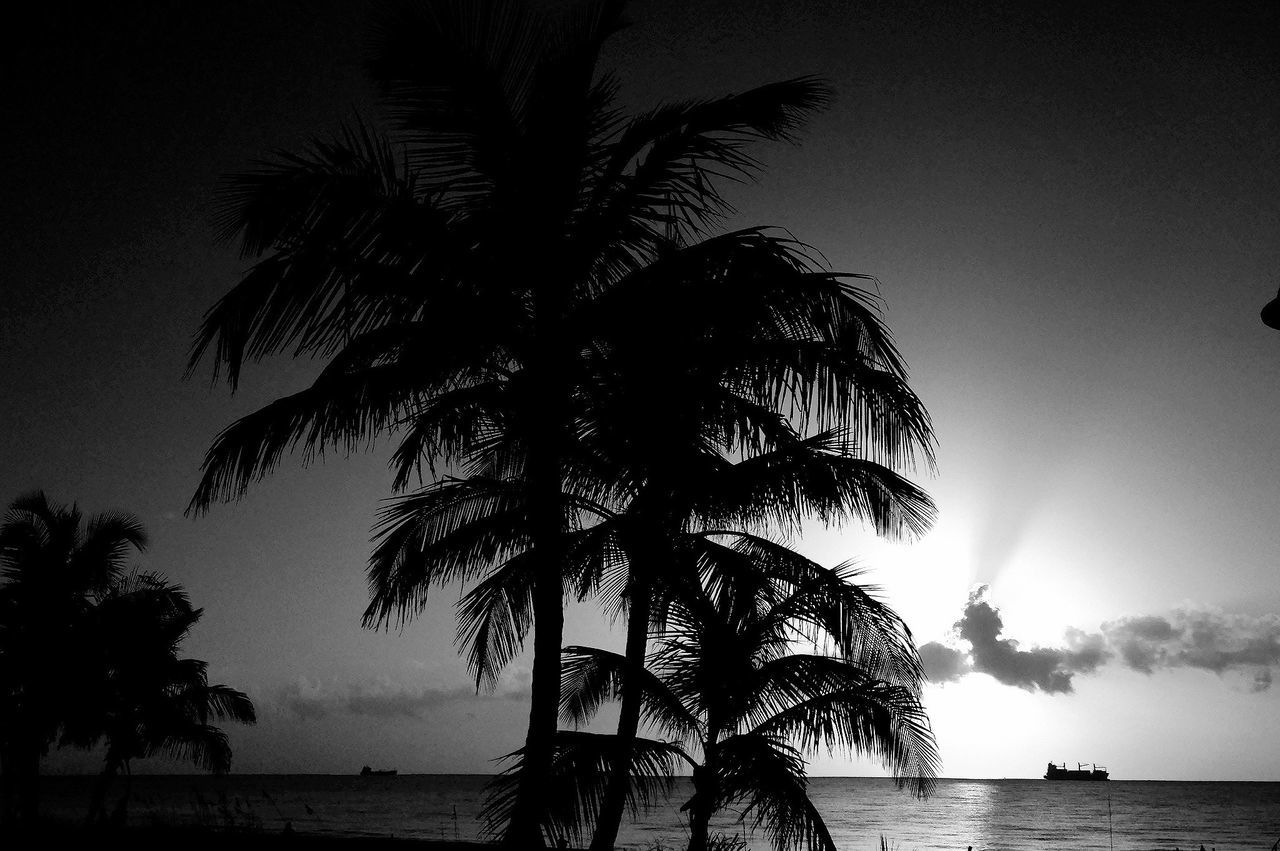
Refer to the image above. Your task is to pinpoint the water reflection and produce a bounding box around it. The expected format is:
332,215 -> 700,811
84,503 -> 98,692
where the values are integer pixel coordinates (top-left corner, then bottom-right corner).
949,780 -> 997,849
37,775 -> 1280,849
800,777 -> 1128,850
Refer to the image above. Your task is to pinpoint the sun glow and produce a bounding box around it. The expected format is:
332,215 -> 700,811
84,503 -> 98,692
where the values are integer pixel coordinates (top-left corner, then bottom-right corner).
799,512 -> 980,644
924,676 -> 1049,778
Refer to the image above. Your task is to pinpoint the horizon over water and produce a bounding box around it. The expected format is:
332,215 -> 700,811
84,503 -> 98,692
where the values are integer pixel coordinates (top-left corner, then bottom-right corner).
40,774 -> 1280,849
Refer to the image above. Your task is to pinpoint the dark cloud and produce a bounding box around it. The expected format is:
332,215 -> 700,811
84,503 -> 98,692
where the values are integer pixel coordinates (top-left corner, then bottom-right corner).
1251,669 -> 1272,693
957,587 -> 1109,694
281,681 -> 333,720
919,641 -> 970,682
1102,615 -> 1178,672
920,586 -> 1109,694
920,589 -> 1280,695
278,678 -> 530,720
1102,610 -> 1280,688
345,683 -> 478,718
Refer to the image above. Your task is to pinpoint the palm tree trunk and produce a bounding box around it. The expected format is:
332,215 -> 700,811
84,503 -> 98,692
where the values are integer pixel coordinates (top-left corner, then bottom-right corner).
0,742 -> 15,825
502,354 -> 567,849
686,761 -> 716,851
589,574 -> 653,851
503,549 -> 564,848
12,731 -> 41,825
86,756 -> 121,824
110,760 -> 133,825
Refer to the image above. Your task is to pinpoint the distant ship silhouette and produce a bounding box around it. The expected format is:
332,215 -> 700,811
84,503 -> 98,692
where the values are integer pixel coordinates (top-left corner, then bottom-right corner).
1044,761 -> 1109,781
360,765 -> 398,776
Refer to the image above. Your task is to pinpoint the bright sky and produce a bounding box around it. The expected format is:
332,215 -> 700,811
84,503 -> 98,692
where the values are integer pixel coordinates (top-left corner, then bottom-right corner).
4,1 -> 1280,781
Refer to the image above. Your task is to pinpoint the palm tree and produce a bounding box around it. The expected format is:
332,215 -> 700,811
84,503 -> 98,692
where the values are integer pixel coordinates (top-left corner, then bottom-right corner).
0,491 -> 146,824
188,3 -> 835,842
563,230 -> 936,850
73,571 -> 256,824
363,226 -> 937,847
559,552 -> 939,851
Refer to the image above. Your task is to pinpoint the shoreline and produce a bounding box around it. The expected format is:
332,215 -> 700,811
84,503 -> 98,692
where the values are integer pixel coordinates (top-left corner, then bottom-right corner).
5,823 -> 519,851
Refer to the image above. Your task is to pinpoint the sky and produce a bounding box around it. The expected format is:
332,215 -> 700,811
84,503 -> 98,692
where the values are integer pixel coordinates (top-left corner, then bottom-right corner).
3,0 -> 1280,781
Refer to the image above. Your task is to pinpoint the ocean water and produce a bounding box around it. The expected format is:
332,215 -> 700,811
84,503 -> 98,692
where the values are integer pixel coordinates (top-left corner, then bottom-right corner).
38,774 -> 1280,850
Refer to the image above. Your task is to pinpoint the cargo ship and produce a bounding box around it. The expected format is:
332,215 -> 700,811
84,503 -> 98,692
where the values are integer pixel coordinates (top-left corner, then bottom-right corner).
1044,761 -> 1108,780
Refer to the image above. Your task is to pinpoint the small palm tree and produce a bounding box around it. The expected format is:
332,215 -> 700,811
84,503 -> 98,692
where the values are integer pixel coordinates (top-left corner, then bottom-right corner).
74,571 -> 256,824
565,237 -> 937,850
558,551 -> 939,851
0,492 -> 146,824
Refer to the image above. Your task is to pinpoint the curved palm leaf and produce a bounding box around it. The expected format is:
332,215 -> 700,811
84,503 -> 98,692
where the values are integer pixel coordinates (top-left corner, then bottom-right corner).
559,645 -> 700,743
750,681 -> 937,798
193,131 -> 448,388
454,550 -> 538,693
481,730 -> 689,846
713,733 -> 837,851
364,478 -> 536,627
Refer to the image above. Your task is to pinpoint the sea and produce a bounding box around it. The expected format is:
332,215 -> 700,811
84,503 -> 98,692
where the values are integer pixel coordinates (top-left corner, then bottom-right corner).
37,774 -> 1280,850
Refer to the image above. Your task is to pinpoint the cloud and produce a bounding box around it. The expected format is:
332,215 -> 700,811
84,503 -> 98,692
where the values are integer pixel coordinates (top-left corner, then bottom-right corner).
919,641 -> 970,682
920,588 -> 1280,695
276,676 -> 531,720
345,683 -> 479,718
959,586 -> 1109,693
921,586 -> 1108,694
280,678 -> 334,720
1102,609 -> 1280,687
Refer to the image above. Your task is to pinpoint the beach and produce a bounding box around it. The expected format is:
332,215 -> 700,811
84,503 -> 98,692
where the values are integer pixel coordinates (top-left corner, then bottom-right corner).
4,825 -> 493,851
26,775 -> 1280,850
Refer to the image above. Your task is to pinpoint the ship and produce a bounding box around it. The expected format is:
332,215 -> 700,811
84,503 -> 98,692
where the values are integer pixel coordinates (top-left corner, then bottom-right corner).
360,765 -> 398,776
1044,761 -> 1108,781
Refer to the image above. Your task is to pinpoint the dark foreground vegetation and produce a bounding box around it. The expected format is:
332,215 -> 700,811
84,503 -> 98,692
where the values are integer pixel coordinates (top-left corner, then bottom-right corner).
185,1 -> 942,845
0,493 -> 255,825
6,1 -> 941,849
5,822 -> 487,851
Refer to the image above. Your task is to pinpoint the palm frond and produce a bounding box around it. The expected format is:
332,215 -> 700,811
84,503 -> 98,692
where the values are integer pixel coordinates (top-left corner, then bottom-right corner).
584,78 -> 831,249
388,379 -> 511,490
454,550 -> 538,692
192,122 -> 454,388
1,492 -> 74,576
200,684 -> 258,726
749,683 -> 938,799
70,511 -> 148,592
714,733 -> 838,851
213,117 -> 412,255
689,434 -> 936,541
364,478 -> 534,628
368,0 -> 543,205
746,653 -> 883,731
188,367 -> 418,514
155,723 -> 235,774
481,730 -> 688,845
559,645 -> 700,742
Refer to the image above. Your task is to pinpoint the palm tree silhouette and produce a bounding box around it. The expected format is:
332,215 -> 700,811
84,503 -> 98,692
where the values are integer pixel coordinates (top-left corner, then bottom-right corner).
559,555 -> 939,851
366,432 -> 933,843
0,491 -> 146,824
559,230 -> 935,849
188,3 -> 835,842
72,571 -> 256,824
362,227 -> 936,847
